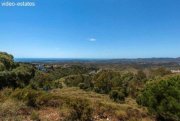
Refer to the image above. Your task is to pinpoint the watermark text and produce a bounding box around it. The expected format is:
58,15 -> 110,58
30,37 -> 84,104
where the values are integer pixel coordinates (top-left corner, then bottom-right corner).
1,1 -> 36,7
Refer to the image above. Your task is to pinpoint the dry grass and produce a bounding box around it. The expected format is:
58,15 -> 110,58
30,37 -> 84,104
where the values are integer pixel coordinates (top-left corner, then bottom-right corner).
38,107 -> 60,121
0,87 -> 154,121
51,87 -> 155,121
0,98 -> 31,121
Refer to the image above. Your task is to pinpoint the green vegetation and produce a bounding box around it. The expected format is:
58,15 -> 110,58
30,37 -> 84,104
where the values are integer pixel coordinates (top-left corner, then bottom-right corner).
30,111 -> 40,121
0,52 -> 179,121
109,90 -> 125,102
64,98 -> 93,121
0,52 -> 35,89
0,52 -> 14,70
137,75 -> 180,121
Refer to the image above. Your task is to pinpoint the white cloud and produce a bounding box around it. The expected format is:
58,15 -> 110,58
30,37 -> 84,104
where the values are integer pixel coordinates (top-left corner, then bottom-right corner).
88,38 -> 96,42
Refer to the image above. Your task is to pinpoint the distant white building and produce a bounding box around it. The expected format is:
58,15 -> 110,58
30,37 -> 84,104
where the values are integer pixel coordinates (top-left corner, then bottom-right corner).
89,70 -> 96,75
171,70 -> 180,73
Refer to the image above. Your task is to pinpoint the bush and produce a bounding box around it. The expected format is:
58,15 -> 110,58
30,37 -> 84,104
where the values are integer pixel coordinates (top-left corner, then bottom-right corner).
94,87 -> 101,93
11,88 -> 44,107
109,90 -> 125,102
30,111 -> 40,121
137,76 -> 180,121
136,70 -> 146,81
0,99 -> 28,118
29,82 -> 39,90
64,74 -> 92,88
52,81 -> 63,89
13,64 -> 35,87
150,67 -> 172,78
36,94 -> 61,107
0,52 -> 14,70
11,88 -> 62,108
65,98 -> 93,121
0,62 -> 5,71
0,64 -> 35,89
93,71 -> 136,95
79,83 -> 88,90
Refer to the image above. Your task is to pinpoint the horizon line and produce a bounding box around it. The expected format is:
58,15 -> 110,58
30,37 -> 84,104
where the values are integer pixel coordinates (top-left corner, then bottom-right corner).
14,57 -> 180,60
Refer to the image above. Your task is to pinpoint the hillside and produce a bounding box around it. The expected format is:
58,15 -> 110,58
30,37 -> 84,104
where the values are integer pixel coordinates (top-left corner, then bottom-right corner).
0,52 -> 179,121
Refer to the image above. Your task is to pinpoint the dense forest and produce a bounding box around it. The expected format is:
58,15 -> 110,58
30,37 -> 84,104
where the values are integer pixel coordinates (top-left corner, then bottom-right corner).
0,52 -> 179,121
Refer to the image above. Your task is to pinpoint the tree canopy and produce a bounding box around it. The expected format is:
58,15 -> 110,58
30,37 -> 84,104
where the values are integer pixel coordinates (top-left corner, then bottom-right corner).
137,75 -> 180,121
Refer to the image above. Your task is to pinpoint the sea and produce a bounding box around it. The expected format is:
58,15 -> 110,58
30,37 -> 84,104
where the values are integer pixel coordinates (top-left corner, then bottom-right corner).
14,58 -> 106,63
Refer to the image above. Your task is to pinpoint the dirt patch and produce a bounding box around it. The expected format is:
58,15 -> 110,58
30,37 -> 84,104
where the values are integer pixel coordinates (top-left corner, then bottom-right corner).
38,108 -> 60,121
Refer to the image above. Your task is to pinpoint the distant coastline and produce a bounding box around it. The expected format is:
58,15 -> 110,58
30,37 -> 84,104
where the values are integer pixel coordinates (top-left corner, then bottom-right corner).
14,58 -> 105,63
15,58 -> 180,64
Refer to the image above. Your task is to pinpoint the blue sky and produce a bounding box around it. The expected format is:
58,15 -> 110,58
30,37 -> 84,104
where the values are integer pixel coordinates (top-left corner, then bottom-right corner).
0,0 -> 180,58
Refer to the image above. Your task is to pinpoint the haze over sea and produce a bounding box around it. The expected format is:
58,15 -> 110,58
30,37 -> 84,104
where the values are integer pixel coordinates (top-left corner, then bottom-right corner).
14,58 -> 105,63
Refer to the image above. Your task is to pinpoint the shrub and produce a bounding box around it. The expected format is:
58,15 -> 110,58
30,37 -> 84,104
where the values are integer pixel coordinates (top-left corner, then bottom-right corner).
137,76 -> 180,121
0,99 -> 28,118
0,52 -> 14,70
94,87 -> 101,93
64,98 -> 93,121
11,88 -> 44,107
25,91 -> 38,107
0,64 -> 35,89
79,83 -> 88,90
0,88 -> 13,97
29,82 -> 39,90
109,90 -> 125,102
11,88 -> 62,108
52,81 -> 63,89
36,94 -> 61,107
64,74 -> 92,88
30,111 -> 40,121
0,62 -> 5,71
150,67 -> 172,78
136,70 -> 146,81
